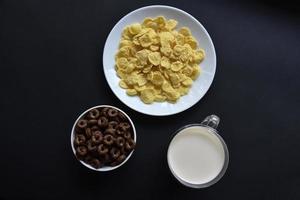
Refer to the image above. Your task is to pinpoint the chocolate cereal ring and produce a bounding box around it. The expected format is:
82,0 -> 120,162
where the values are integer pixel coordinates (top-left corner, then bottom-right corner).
116,129 -> 125,136
88,109 -> 100,119
120,146 -> 126,154
91,131 -> 103,144
98,117 -> 108,128
87,140 -> 97,152
85,128 -> 92,138
90,158 -> 102,169
125,138 -> 136,151
117,154 -> 126,163
103,134 -> 114,145
107,108 -> 118,118
76,146 -> 87,157
88,119 -> 98,126
117,125 -> 126,133
108,121 -> 118,129
101,107 -> 109,117
74,134 -> 86,146
119,122 -> 131,130
77,119 -> 87,129
116,137 -> 125,148
118,112 -> 127,121
104,128 -> 116,136
102,153 -> 111,164
110,161 -> 118,167
110,147 -> 121,159
91,125 -> 99,132
97,144 -> 108,155
124,131 -> 131,140
84,155 -> 93,164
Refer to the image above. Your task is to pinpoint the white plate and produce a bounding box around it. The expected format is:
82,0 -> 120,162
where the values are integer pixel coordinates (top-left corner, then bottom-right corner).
103,5 -> 216,116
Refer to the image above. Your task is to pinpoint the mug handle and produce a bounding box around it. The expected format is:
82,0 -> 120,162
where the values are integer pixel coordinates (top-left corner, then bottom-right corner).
200,115 -> 220,130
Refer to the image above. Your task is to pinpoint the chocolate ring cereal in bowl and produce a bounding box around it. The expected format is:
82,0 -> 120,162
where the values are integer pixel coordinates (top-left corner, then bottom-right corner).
71,105 -> 136,171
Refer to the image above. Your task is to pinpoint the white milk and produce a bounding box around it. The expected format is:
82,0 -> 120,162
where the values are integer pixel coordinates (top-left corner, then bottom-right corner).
168,126 -> 225,185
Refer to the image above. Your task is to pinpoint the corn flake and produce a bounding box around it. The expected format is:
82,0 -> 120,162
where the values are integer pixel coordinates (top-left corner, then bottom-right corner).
126,89 -> 137,96
148,52 -> 161,66
129,23 -> 142,35
140,88 -> 155,104
171,61 -> 184,72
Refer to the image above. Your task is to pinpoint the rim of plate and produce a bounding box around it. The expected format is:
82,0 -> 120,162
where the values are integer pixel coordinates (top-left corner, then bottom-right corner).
103,5 -> 216,116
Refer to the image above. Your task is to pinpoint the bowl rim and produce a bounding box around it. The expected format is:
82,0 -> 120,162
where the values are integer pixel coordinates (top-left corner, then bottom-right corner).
70,105 -> 137,171
102,5 -> 217,116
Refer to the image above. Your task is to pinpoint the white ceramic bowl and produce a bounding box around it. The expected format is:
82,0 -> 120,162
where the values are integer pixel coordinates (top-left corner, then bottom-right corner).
103,5 -> 216,116
71,105 -> 136,171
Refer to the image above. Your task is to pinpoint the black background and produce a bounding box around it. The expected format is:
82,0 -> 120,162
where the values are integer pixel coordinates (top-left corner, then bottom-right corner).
1,0 -> 300,199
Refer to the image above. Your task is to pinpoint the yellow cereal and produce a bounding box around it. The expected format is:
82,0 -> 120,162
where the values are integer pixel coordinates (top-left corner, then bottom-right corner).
173,45 -> 185,56
162,81 -> 174,93
165,19 -> 178,30
155,94 -> 167,102
126,89 -> 137,96
153,88 -> 161,95
177,86 -> 190,96
116,57 -> 128,70
116,46 -> 131,57
154,16 -> 166,28
182,77 -> 193,86
151,71 -> 164,86
165,90 -> 180,101
160,56 -> 170,68
142,18 -> 157,29
191,65 -> 201,80
185,36 -> 198,49
181,65 -> 193,76
135,49 -> 150,65
119,80 -> 128,89
139,33 -> 153,47
129,23 -> 142,35
115,16 -> 205,104
137,75 -> 147,86
135,28 -> 150,38
179,27 -> 191,36
133,85 -> 145,92
148,52 -> 161,66
169,73 -> 181,86
142,18 -> 153,26
119,39 -> 133,48
150,45 -> 159,51
132,37 -> 140,45
175,33 -> 185,45
116,69 -> 126,78
163,70 -> 169,80
128,57 -> 138,65
159,32 -> 174,44
124,63 -> 135,73
142,64 -> 153,73
125,71 -> 139,85
171,61 -> 184,72
122,27 -> 132,39
194,49 -> 205,63
140,88 -> 155,104
160,46 -> 173,57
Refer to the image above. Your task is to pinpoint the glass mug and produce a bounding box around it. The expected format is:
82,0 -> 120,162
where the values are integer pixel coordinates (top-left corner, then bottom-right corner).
167,115 -> 229,188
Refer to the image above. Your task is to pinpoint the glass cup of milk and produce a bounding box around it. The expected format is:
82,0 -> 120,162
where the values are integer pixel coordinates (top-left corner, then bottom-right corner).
167,115 -> 229,188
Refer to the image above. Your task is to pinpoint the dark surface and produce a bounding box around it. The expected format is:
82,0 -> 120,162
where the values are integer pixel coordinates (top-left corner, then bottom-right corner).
1,0 -> 300,199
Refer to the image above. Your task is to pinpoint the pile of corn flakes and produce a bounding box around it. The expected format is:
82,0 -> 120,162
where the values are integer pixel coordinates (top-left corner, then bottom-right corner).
115,16 -> 205,104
